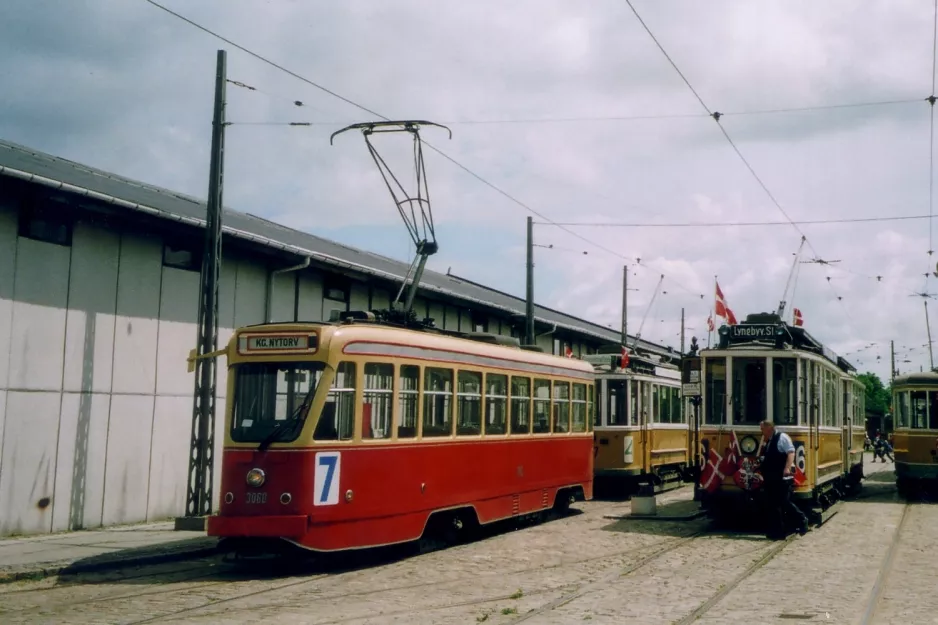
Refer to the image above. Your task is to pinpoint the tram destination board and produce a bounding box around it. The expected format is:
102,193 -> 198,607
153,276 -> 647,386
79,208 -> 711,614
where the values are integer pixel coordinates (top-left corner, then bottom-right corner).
682,356 -> 701,396
729,323 -> 777,339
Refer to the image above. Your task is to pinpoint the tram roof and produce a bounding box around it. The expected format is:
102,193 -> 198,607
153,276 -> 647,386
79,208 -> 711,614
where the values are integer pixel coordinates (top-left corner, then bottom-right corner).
892,370 -> 938,386
0,139 -> 677,359
704,312 -> 856,374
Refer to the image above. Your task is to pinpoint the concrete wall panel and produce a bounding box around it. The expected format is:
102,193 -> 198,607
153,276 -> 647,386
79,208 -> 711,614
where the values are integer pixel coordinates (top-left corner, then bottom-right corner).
233,261 -> 266,328
0,391 -> 61,535
53,392 -> 110,531
0,206 -> 17,389
101,394 -> 154,526
111,233 -> 162,395
155,267 -> 200,397
371,287 -> 390,313
269,272 -> 295,323
297,272 -> 324,321
146,395 -> 191,521
215,260 -> 238,398
62,224 -> 119,393
8,237 -> 71,391
349,282 -> 368,312
428,302 -> 445,328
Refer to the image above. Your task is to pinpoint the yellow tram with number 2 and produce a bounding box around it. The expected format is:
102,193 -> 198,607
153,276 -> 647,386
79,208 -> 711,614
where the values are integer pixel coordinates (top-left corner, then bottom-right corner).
694,313 -> 865,525
588,350 -> 694,494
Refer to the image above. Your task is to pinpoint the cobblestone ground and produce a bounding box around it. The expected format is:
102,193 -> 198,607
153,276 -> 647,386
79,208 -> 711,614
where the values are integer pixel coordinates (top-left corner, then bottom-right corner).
0,458 -> 933,624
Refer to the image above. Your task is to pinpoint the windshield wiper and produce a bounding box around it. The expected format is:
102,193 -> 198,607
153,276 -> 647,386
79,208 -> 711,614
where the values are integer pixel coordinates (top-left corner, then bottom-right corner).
257,391 -> 315,452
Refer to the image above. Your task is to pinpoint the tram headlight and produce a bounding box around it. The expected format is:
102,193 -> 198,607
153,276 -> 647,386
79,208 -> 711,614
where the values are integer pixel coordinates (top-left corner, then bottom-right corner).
246,468 -> 266,488
740,435 -> 758,455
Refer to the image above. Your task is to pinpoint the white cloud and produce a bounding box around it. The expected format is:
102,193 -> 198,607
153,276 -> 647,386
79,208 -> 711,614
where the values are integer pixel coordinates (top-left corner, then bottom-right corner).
2,0 -> 935,382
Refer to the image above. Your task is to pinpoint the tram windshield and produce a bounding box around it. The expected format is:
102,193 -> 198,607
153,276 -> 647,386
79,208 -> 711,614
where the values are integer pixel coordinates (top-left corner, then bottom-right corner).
231,362 -> 326,443
732,357 -> 766,425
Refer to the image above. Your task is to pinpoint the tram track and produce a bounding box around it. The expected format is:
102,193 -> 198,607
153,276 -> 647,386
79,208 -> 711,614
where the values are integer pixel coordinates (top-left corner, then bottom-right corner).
858,503 -> 911,625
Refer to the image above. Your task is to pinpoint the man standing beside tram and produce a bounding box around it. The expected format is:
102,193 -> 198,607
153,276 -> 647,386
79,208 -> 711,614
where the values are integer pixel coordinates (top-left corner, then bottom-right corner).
759,420 -> 809,540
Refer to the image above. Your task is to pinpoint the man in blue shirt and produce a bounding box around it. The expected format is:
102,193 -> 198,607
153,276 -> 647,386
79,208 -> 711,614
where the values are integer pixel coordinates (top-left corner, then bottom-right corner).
759,420 -> 809,539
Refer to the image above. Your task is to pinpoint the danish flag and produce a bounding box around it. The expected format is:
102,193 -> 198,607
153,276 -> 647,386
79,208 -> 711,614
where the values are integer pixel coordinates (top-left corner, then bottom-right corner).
564,346 -> 574,358
620,346 -> 630,368
715,282 -> 737,325
793,308 -> 804,327
707,315 -> 715,332
722,431 -> 742,475
699,446 -> 726,493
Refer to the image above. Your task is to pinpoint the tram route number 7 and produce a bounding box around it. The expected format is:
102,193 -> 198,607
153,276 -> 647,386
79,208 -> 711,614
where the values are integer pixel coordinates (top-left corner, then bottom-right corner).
314,452 -> 341,506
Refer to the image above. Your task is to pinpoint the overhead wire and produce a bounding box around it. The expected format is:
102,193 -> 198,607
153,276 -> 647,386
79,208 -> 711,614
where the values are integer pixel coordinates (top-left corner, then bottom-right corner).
534,214 -> 938,228
225,97 -> 923,127
143,0 -> 706,301
623,0 -> 856,323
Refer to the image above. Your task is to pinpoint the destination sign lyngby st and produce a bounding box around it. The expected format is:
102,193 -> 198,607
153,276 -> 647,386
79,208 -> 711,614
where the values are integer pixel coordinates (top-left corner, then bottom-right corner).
729,324 -> 777,339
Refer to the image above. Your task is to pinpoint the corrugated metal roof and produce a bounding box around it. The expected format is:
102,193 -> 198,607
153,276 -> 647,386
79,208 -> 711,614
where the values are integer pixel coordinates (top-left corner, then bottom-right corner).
0,138 -> 678,357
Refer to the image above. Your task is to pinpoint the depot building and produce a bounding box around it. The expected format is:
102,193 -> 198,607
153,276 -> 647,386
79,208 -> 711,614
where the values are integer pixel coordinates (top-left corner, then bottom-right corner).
0,139 -> 678,536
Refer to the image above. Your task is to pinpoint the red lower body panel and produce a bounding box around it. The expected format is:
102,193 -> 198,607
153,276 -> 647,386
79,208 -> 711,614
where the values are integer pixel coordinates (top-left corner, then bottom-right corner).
209,436 -> 593,552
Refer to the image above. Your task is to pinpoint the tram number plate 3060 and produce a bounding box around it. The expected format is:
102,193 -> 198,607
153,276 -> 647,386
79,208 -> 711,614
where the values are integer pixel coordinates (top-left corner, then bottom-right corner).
245,492 -> 268,504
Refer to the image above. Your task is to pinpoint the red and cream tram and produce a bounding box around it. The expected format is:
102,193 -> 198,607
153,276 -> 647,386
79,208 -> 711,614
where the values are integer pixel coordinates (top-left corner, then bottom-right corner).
200,313 -> 596,552
693,313 -> 865,525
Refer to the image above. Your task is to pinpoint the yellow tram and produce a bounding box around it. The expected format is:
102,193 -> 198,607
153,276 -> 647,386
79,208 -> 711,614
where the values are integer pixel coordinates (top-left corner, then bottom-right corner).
693,313 -> 865,525
588,350 -> 692,494
891,371 -> 938,496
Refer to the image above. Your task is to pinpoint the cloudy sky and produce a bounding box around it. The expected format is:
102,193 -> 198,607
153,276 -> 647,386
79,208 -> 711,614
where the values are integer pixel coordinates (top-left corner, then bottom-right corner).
3,0 -> 937,381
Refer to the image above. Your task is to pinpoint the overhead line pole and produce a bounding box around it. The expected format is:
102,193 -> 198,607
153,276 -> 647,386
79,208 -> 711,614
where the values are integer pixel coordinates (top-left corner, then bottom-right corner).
178,49 -> 227,530
525,216 -> 535,345
621,265 -> 628,346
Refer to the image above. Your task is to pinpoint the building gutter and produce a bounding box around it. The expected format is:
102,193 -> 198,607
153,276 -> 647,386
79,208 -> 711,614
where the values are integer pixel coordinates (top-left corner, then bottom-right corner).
266,257 -> 311,323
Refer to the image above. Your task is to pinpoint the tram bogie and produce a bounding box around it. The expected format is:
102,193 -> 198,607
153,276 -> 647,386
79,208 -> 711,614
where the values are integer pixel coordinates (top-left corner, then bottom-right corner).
693,313 -> 865,528
891,371 -> 938,496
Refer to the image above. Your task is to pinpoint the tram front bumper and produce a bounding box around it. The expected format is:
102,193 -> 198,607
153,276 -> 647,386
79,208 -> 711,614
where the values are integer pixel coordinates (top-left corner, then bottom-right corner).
207,514 -> 308,538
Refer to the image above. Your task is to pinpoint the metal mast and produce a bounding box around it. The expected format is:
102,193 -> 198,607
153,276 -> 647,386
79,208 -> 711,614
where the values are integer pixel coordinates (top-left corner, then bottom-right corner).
180,50 -> 226,527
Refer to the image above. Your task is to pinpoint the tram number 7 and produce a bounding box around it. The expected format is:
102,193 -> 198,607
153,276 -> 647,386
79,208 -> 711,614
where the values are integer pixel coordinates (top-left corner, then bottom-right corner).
314,452 -> 341,506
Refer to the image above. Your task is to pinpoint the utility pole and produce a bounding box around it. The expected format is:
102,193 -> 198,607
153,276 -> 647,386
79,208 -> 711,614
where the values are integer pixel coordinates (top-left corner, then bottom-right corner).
680,307 -> 685,356
621,265 -> 628,346
927,301 -> 935,371
890,340 -> 896,382
525,215 -> 534,345
179,49 -> 227,529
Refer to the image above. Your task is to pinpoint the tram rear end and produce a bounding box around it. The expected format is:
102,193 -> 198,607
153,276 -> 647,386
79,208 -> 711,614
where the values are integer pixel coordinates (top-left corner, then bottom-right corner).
891,371 -> 938,496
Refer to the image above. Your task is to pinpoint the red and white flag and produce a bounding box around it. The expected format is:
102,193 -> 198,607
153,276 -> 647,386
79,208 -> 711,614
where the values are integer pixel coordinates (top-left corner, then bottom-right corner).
620,346 -> 630,368
720,431 -> 742,477
699,446 -> 726,493
564,345 -> 574,358
715,281 -> 738,325
793,308 -> 804,327
707,314 -> 715,332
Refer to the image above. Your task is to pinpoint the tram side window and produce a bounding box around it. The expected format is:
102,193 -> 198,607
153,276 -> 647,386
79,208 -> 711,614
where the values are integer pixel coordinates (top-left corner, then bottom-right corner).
457,371 -> 483,436
704,358 -> 726,425
608,380 -> 628,426
398,365 -> 419,439
423,368 -> 454,437
929,391 -> 938,430
670,386 -> 684,423
362,363 -> 393,439
823,370 -> 836,427
533,379 -> 551,433
772,358 -> 797,426
314,362 -> 356,441
485,374 -> 508,435
511,376 -> 531,434
553,381 -> 570,433
732,357 -> 766,425
896,391 -> 909,428
911,390 -> 928,429
630,380 -> 640,426
587,383 -> 594,432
